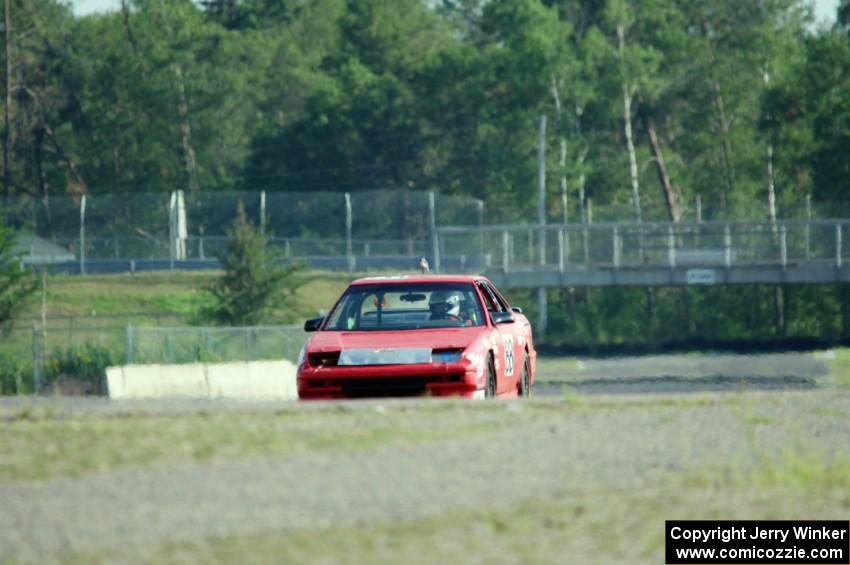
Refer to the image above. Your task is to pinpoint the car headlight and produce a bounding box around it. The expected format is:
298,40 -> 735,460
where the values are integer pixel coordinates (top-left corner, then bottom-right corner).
431,348 -> 463,363
297,345 -> 306,367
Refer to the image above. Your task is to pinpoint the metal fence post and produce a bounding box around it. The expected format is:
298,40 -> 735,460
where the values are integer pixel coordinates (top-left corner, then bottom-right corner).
439,233 -> 446,271
667,225 -> 675,268
245,328 -> 253,361
837,223 -> 843,269
538,225 -> 546,267
344,192 -> 354,273
203,329 -> 211,360
537,115 -> 547,268
558,229 -> 565,273
429,191 -> 439,273
805,194 -> 812,260
780,225 -> 787,269
125,324 -> 134,364
165,331 -> 173,364
613,225 -> 621,269
79,195 -> 87,275
31,322 -> 42,393
502,230 -> 510,274
724,225 -> 732,268
478,201 -> 485,257
260,190 -> 267,232
168,191 -> 176,272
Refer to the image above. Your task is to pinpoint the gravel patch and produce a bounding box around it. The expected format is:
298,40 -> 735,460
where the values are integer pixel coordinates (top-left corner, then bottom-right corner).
2,390 -> 849,562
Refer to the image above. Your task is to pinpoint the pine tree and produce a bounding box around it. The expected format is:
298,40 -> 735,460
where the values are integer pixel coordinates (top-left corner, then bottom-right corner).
204,201 -> 301,325
0,220 -> 35,326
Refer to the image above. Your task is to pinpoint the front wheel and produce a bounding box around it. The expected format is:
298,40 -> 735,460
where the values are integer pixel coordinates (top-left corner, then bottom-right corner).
486,354 -> 497,398
518,352 -> 530,397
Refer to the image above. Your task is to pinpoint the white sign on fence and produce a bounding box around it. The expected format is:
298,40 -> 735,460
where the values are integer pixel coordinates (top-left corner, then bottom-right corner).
686,269 -> 717,285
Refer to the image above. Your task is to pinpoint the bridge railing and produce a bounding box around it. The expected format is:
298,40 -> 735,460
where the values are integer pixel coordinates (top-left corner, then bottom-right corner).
436,219 -> 849,273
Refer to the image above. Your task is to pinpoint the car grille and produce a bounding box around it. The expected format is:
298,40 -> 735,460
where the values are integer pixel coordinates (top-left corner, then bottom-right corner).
342,377 -> 428,397
303,372 -> 465,396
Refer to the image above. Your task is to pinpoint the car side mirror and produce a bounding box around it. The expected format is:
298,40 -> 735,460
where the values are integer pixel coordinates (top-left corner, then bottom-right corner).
490,311 -> 514,325
511,307 -> 523,314
304,317 -> 324,332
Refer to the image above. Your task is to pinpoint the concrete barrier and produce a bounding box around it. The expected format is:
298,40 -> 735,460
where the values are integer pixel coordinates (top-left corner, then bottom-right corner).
106,360 -> 297,400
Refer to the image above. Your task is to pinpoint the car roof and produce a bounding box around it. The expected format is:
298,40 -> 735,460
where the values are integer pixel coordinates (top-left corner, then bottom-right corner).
349,274 -> 487,286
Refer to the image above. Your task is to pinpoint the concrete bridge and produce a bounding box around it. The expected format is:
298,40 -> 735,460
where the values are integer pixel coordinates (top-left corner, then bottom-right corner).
436,218 -> 850,288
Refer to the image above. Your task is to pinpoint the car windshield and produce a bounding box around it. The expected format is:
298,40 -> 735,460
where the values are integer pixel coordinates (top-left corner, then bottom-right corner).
324,282 -> 485,331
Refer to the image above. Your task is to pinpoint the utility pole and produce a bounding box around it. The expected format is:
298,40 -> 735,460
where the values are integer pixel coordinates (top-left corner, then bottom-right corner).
537,115 -> 547,336
537,115 -> 547,261
3,0 -> 11,214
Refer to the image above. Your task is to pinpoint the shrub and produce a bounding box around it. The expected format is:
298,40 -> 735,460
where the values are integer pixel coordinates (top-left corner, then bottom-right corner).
0,352 -> 32,395
42,343 -> 115,395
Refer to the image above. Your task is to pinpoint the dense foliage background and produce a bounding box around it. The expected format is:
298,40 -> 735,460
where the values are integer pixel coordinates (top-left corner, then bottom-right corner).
2,0 -> 850,348
4,0 -> 849,217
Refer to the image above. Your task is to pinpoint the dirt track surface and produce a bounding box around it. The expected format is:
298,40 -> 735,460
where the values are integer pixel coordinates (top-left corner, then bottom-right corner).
2,387 -> 850,562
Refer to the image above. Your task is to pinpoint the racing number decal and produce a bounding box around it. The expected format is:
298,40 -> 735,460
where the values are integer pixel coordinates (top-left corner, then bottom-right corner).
503,335 -> 514,377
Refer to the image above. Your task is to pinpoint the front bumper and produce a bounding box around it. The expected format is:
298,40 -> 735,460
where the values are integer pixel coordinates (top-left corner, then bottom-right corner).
297,362 -> 480,400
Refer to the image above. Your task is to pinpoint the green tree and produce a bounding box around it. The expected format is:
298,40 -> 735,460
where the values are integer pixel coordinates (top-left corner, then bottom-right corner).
203,201 -> 301,325
0,222 -> 36,326
763,29 -> 850,205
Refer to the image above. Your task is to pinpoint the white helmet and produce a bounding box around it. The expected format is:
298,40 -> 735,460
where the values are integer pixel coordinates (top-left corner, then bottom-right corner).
429,290 -> 462,318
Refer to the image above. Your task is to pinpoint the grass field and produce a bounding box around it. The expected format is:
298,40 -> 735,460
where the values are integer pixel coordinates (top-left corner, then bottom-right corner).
2,390 -> 849,564
12,269 -> 355,324
0,270 -> 357,377
828,348 -> 850,387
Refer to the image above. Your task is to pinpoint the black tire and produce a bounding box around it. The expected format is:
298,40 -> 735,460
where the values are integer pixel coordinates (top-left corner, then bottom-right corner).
486,353 -> 497,398
518,352 -> 530,397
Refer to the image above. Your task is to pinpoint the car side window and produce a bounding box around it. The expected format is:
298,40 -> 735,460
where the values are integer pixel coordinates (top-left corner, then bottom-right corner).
489,285 -> 512,312
477,282 -> 502,312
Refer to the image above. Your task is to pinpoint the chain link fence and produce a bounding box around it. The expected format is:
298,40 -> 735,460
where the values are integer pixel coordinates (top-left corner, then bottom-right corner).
124,324 -> 307,365
9,189 -> 485,270
2,322 -> 307,395
483,194 -> 850,226
12,188 -> 846,273
438,218 -> 850,272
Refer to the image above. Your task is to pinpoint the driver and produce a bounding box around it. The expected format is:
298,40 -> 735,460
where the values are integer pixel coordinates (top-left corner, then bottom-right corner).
429,290 -> 464,321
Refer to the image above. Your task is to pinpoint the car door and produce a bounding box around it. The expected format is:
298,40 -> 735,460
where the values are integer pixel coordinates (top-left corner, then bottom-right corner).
478,281 -> 519,395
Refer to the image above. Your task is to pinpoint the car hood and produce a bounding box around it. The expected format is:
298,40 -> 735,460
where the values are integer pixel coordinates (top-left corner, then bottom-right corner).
307,326 -> 486,352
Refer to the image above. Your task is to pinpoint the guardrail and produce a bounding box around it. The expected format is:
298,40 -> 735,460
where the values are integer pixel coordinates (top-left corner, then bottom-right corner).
21,235 -> 449,274
437,219 -> 849,273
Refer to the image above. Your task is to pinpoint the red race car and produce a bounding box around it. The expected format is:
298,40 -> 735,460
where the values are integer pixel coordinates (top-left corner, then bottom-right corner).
297,275 -> 536,400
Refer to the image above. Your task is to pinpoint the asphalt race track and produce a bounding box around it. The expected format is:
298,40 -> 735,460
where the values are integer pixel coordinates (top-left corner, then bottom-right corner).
535,351 -> 832,395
